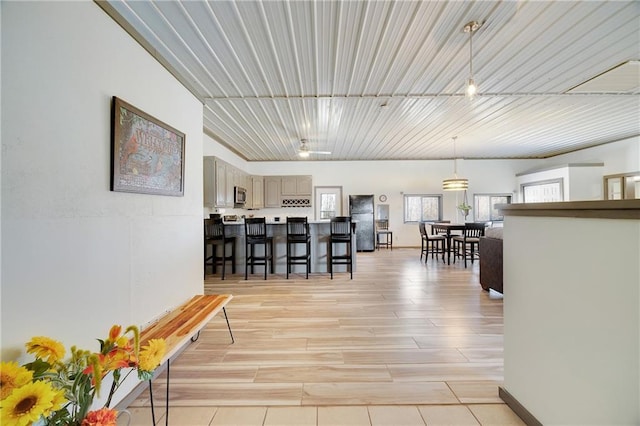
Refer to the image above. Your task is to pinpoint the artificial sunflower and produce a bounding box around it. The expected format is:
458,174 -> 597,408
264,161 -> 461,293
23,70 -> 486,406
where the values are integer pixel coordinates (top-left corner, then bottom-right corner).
138,339 -> 166,373
0,380 -> 56,426
25,336 -> 65,364
0,362 -> 33,400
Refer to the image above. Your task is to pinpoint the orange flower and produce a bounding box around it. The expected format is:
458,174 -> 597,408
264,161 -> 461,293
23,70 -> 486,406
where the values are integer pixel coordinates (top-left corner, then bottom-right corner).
81,407 -> 118,426
83,348 -> 136,379
108,325 -> 122,342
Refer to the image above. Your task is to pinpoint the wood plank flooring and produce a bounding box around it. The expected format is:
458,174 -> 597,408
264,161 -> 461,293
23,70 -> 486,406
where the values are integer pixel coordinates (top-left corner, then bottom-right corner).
125,248 -> 522,425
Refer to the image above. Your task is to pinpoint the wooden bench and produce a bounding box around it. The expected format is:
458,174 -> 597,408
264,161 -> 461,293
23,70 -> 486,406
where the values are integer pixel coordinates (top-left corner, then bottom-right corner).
140,294 -> 234,425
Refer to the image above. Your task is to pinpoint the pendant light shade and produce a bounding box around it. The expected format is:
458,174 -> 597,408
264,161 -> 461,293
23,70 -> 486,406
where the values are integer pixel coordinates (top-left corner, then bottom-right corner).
442,136 -> 468,191
443,178 -> 469,191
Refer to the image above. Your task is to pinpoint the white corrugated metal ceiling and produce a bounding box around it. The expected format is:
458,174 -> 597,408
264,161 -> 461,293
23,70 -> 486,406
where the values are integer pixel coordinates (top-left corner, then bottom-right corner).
99,0 -> 640,161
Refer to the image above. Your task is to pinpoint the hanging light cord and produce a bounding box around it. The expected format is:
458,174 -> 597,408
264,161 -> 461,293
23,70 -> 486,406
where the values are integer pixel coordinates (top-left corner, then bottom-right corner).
453,136 -> 458,176
469,28 -> 474,79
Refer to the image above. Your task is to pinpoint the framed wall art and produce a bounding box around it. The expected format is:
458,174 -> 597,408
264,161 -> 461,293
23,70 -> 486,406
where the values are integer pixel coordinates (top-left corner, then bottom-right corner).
111,96 -> 185,196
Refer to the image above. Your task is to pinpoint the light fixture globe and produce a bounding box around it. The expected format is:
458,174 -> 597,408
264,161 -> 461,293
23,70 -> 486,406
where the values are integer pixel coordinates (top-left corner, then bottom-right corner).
466,77 -> 478,99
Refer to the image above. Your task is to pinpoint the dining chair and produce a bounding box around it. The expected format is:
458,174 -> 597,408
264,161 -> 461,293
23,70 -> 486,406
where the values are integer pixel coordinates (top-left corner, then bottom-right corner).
419,222 -> 445,262
452,222 -> 485,267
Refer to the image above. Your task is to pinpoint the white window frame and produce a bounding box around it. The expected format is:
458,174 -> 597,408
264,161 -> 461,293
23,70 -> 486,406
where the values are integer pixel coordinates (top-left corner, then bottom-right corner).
403,194 -> 442,223
473,193 -> 512,221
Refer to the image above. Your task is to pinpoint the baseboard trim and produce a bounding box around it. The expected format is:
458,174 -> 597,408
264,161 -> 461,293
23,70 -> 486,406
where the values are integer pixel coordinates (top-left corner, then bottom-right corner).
499,386 -> 543,426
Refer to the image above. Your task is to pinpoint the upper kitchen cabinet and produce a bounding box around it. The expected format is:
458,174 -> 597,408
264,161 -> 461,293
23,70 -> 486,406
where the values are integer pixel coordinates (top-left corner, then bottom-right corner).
281,176 -> 312,196
204,156 -> 227,207
264,176 -> 281,208
203,156 -> 237,208
280,175 -> 313,207
251,176 -> 264,209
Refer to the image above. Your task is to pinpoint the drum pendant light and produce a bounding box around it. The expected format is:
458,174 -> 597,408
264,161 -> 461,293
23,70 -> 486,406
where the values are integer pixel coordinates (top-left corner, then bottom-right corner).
443,136 -> 468,191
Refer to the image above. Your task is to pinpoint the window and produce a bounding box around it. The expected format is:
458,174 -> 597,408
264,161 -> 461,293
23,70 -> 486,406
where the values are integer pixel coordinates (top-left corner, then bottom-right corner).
474,194 -> 512,221
522,178 -> 564,203
404,194 -> 442,222
604,172 -> 640,200
314,186 -> 342,220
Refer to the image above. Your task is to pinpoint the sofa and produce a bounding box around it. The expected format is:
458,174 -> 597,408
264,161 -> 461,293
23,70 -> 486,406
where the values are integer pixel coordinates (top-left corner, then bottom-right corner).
479,227 -> 503,294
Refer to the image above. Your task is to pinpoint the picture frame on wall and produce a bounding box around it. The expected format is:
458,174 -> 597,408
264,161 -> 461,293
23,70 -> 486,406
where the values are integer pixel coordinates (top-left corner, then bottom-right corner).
111,96 -> 186,196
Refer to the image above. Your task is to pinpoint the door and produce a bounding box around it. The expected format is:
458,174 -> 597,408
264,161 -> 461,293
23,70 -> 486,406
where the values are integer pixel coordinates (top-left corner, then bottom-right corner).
314,186 -> 342,220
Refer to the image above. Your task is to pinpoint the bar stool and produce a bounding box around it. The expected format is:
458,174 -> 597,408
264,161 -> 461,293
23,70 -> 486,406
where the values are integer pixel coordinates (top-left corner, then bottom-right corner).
244,217 -> 274,280
204,218 -> 236,279
452,223 -> 485,267
375,219 -> 393,250
328,216 -> 353,279
286,217 -> 311,279
419,222 -> 445,262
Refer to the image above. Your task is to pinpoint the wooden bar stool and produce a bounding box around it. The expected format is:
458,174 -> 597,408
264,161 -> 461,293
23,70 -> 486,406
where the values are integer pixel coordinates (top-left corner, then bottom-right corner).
329,216 -> 353,279
452,222 -> 485,267
375,219 -> 393,250
286,217 -> 311,279
204,218 -> 236,279
419,222 -> 445,262
244,217 -> 273,280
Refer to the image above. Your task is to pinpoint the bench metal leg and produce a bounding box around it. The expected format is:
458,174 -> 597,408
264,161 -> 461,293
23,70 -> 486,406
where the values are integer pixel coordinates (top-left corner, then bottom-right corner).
223,307 -> 235,343
148,359 -> 171,426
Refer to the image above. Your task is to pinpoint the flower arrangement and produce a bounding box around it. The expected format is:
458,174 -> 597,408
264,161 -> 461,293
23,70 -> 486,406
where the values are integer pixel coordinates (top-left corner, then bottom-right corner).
0,325 -> 166,426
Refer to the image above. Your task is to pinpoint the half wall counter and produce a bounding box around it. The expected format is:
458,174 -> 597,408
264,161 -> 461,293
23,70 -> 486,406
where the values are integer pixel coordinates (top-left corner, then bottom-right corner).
220,220 -> 357,275
497,200 -> 640,426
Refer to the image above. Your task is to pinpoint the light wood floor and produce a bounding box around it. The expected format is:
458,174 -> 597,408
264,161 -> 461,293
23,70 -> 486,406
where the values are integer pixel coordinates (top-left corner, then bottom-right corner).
125,248 -> 523,425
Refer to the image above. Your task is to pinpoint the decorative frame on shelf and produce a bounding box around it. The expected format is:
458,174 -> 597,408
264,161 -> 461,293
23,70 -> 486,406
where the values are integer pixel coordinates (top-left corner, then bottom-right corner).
111,96 -> 186,196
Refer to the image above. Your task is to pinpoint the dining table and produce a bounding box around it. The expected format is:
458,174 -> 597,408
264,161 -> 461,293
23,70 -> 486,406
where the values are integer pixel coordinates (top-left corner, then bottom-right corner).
431,223 -> 467,265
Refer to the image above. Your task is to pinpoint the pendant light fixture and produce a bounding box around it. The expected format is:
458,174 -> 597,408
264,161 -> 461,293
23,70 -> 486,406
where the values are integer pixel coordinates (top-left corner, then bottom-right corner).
442,136 -> 468,191
464,21 -> 482,99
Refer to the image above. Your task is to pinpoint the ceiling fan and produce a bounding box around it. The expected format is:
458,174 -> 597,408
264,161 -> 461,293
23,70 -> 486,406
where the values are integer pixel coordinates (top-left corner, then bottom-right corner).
298,139 -> 331,158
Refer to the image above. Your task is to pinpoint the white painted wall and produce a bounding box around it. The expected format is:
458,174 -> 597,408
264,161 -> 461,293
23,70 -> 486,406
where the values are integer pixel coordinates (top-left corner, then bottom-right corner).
204,133 -> 640,246
503,215 -> 640,424
1,1 -> 203,403
548,136 -> 640,175
204,134 -> 537,247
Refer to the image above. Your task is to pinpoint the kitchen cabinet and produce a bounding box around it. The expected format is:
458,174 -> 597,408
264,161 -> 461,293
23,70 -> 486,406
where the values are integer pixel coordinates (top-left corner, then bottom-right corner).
264,177 -> 281,208
223,164 -> 235,207
203,157 -> 216,207
251,176 -> 264,209
203,157 -> 240,208
203,157 -> 228,207
281,176 -> 312,196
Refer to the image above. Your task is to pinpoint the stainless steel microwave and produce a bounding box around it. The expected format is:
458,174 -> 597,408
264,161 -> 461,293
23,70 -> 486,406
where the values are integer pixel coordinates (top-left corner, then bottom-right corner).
234,186 -> 247,206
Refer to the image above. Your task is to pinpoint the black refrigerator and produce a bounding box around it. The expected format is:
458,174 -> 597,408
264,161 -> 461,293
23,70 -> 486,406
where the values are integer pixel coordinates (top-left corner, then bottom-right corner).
349,195 -> 376,252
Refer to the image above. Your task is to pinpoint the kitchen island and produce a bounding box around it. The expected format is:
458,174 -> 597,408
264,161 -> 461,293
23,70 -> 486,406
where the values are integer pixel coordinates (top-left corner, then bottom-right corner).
219,220 -> 357,275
